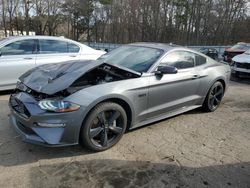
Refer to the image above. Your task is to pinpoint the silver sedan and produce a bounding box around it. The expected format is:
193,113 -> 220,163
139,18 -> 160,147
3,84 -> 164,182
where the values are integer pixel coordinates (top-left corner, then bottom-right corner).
9,43 -> 231,151
0,36 -> 106,91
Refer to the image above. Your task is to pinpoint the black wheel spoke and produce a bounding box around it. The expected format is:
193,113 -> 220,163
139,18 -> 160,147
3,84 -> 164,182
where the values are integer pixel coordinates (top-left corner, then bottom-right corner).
109,126 -> 123,135
210,97 -> 215,106
214,96 -> 219,104
109,111 -> 121,124
97,111 -> 106,124
100,130 -> 108,147
215,88 -> 223,97
214,86 -> 218,93
90,127 -> 103,138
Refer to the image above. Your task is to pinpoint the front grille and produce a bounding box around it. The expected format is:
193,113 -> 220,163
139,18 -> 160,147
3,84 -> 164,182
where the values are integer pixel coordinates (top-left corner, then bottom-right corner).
236,62 -> 250,69
10,96 -> 31,118
17,121 -> 35,135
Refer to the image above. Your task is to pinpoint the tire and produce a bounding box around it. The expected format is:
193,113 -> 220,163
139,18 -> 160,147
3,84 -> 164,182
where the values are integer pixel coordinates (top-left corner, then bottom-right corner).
80,102 -> 127,151
202,81 -> 224,112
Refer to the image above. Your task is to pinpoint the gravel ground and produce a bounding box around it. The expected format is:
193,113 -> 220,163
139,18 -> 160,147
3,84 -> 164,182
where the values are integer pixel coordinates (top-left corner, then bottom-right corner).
0,80 -> 249,188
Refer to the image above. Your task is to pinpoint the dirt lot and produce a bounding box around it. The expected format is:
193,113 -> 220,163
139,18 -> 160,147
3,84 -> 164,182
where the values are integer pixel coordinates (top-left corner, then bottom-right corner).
0,80 -> 249,188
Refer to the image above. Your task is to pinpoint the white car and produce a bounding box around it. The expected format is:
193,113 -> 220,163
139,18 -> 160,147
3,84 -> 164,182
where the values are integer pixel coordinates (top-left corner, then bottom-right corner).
232,49 -> 250,77
0,36 -> 106,91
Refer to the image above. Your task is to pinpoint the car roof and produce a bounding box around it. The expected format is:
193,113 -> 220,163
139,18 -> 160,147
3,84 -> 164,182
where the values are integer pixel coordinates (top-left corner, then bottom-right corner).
128,42 -> 181,51
0,35 -> 81,45
0,35 -> 102,53
3,35 -> 67,40
128,42 -> 200,56
237,42 -> 250,45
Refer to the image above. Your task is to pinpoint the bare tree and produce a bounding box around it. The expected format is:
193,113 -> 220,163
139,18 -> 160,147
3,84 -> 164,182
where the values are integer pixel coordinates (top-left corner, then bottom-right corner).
22,0 -> 33,35
1,0 -> 7,36
0,0 -> 249,44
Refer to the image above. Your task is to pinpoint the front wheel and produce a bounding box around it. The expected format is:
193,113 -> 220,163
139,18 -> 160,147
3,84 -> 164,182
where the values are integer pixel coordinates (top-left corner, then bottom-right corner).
80,102 -> 127,151
202,82 -> 224,112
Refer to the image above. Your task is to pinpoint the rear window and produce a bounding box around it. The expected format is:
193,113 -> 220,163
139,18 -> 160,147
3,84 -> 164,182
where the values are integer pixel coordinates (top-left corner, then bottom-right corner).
39,40 -> 80,54
68,43 -> 80,53
39,40 -> 68,54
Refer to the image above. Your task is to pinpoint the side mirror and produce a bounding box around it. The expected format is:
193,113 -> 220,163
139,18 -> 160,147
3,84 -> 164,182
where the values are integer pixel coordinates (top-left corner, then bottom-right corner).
155,65 -> 178,75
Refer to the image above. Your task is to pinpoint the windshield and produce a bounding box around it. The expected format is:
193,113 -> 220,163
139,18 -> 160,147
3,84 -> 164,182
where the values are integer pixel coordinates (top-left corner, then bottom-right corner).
231,44 -> 250,51
99,45 -> 164,73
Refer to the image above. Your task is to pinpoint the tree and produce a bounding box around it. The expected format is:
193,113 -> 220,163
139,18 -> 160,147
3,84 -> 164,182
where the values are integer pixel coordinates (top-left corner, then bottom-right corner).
0,0 -> 249,44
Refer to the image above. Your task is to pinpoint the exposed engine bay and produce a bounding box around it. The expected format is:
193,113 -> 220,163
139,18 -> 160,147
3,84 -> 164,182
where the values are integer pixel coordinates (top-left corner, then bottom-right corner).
16,63 -> 141,100
67,64 -> 140,93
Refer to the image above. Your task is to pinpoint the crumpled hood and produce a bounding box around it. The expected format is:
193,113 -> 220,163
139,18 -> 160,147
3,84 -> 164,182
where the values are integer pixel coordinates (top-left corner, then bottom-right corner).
232,53 -> 250,63
20,60 -> 103,95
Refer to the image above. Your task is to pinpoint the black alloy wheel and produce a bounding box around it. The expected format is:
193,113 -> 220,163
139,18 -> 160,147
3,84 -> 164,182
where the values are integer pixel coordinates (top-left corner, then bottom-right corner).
81,102 -> 127,151
203,81 -> 224,112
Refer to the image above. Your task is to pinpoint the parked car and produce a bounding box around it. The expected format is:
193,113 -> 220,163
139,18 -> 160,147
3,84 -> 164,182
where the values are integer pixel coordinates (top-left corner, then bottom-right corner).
0,36 -> 106,91
223,42 -> 250,63
231,49 -> 250,77
199,47 -> 219,60
9,43 -> 231,151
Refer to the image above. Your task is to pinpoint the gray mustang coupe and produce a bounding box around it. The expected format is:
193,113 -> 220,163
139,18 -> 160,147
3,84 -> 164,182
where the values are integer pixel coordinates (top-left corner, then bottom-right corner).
9,43 -> 231,151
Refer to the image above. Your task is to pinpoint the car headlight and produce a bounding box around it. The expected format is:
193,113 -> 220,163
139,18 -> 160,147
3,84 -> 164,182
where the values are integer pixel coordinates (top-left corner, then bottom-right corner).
38,100 -> 80,112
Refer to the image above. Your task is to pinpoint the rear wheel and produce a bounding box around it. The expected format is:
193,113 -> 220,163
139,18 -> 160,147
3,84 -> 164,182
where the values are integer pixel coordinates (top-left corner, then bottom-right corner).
80,102 -> 127,151
202,82 -> 224,112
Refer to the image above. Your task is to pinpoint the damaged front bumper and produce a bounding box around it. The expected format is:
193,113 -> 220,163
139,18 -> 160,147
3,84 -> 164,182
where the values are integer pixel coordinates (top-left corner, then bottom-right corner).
9,92 -> 85,147
231,66 -> 250,74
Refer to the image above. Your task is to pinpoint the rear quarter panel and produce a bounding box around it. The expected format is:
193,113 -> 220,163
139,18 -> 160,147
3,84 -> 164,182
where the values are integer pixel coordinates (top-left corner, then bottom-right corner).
197,59 -> 230,103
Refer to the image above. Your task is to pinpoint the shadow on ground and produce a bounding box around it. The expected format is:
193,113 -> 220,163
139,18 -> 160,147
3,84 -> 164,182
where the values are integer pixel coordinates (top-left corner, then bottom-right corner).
0,140 -> 94,167
29,159 -> 250,188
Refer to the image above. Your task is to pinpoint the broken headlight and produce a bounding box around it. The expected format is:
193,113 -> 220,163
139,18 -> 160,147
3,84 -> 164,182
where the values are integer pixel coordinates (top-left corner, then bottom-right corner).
38,100 -> 80,113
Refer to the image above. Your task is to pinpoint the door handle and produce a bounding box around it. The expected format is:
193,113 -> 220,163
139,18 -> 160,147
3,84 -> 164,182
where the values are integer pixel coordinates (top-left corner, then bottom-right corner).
23,57 -> 33,60
192,74 -> 200,79
69,55 -> 77,57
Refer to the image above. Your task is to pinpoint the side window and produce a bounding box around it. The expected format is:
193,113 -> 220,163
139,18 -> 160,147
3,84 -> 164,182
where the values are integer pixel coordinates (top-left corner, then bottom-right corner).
1,40 -> 35,56
68,43 -> 80,53
39,40 -> 68,54
160,51 -> 195,69
195,54 -> 207,66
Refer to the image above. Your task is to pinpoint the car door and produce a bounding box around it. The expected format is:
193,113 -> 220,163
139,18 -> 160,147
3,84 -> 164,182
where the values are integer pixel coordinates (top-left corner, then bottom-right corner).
35,39 -> 81,66
147,50 -> 202,119
0,39 -> 37,90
